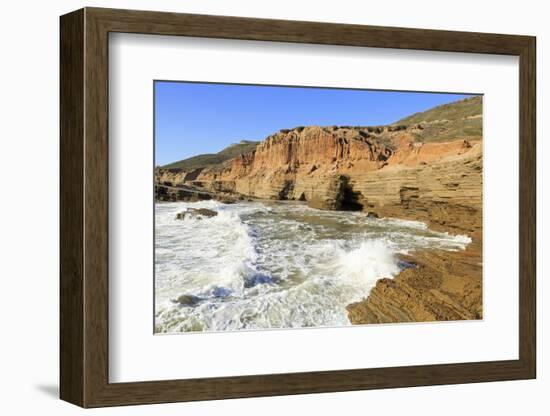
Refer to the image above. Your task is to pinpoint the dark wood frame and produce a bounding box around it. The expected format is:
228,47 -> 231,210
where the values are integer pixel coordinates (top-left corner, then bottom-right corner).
60,7 -> 536,408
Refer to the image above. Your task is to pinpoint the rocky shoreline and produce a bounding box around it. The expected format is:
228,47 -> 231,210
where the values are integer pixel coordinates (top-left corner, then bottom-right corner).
346,234 -> 482,324
158,190 -> 482,325
156,96 -> 483,325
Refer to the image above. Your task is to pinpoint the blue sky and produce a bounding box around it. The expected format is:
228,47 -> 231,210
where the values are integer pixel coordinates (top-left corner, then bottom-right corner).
155,81 -> 474,166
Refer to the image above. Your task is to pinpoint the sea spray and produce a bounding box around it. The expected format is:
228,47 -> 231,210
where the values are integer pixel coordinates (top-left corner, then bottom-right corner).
336,240 -> 401,289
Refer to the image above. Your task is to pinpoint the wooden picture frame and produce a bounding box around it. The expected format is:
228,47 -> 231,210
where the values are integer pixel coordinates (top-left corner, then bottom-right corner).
60,7 -> 536,408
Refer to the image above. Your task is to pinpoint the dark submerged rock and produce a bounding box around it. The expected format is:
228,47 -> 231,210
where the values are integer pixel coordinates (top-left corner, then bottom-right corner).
244,273 -> 276,288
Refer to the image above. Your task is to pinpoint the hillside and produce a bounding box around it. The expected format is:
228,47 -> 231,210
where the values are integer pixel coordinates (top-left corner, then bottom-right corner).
395,95 -> 482,143
397,96 -> 482,124
161,140 -> 259,169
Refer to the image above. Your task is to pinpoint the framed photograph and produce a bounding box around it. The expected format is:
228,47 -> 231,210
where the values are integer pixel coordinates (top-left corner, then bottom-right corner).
60,7 -> 536,407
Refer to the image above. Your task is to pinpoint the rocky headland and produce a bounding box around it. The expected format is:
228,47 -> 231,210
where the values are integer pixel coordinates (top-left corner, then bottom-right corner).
156,96 -> 483,324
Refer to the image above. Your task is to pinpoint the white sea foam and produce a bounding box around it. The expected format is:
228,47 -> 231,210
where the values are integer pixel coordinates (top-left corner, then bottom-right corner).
154,201 -> 473,333
155,201 -> 258,301
335,240 -> 401,288
380,217 -> 429,230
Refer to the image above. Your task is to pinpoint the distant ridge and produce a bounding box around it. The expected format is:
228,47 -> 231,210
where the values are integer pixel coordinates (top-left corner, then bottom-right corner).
397,96 -> 482,124
395,96 -> 482,143
162,140 -> 259,169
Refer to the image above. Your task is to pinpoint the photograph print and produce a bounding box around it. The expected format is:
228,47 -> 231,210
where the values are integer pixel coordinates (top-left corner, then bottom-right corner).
154,81 -> 483,334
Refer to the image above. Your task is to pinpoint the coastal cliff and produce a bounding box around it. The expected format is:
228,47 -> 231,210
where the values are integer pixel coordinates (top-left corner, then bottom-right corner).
156,96 -> 483,325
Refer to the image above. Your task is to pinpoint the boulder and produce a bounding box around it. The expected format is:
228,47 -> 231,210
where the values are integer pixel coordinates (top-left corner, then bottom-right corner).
173,294 -> 201,306
175,208 -> 218,220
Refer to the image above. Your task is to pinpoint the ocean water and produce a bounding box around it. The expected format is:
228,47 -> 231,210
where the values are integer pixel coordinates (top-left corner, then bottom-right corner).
154,200 -> 471,333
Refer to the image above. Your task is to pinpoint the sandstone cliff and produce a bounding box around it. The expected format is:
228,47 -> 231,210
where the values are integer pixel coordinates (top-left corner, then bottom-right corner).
157,124 -> 482,235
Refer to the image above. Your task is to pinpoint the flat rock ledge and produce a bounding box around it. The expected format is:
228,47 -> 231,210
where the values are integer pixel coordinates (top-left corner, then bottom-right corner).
346,239 -> 482,324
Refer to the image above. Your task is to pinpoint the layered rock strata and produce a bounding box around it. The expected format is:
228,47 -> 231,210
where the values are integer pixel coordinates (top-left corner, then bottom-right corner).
157,124 -> 482,235
347,238 -> 483,324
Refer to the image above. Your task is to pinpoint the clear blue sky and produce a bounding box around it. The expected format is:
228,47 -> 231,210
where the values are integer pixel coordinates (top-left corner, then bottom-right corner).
155,81 -> 473,166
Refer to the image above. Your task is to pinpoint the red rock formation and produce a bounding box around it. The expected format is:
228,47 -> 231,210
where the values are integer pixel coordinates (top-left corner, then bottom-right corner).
156,124 -> 482,227
221,126 -> 391,178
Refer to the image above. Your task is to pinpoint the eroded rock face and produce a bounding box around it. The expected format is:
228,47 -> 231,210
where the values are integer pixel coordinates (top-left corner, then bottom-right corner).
156,124 -> 482,236
246,126 -> 392,173
202,126 -> 396,203
347,142 -> 482,234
